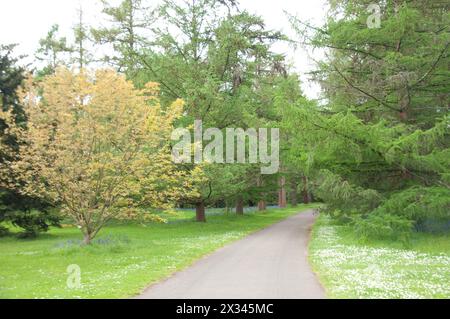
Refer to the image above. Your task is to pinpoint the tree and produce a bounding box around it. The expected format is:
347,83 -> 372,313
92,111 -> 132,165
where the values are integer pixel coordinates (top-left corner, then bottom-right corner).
1,68 -> 187,244
288,0 -> 450,239
133,0 -> 286,221
72,4 -> 93,69
0,45 -> 26,121
35,24 -> 73,77
91,0 -> 154,76
0,45 -> 60,237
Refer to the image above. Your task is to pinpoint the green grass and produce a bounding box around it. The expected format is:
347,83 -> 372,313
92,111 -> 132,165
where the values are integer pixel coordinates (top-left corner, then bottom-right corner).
309,215 -> 450,299
0,205 -> 314,299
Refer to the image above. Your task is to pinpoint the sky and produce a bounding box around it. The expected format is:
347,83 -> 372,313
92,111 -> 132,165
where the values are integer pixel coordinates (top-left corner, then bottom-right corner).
0,0 -> 328,98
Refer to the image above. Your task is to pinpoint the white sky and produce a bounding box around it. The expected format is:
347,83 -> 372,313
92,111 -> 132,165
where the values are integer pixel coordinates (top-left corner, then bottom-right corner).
0,0 -> 328,98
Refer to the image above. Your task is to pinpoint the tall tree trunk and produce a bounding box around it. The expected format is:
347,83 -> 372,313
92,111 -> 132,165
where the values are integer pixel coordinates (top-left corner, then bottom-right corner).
236,196 -> 244,215
278,176 -> 287,208
290,179 -> 298,207
302,176 -> 310,204
196,202 -> 206,222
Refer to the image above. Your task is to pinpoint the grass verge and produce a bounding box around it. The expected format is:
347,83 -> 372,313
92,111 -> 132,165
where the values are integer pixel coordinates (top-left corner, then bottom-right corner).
309,215 -> 450,299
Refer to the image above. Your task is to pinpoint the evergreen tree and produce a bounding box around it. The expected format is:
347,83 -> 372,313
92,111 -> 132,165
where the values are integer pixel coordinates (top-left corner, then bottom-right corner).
72,4 -> 93,69
287,0 -> 450,239
35,24 -> 74,77
91,0 -> 154,76
0,45 -> 60,237
132,0 -> 286,221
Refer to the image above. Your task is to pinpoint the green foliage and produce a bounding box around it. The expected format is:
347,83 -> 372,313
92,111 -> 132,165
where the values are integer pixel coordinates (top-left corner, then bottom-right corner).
72,5 -> 93,69
315,170 -> 382,215
0,45 -> 62,238
6,0 -> 448,238
35,24 -> 73,77
0,225 -> 9,237
7,209 -> 61,239
0,190 -> 61,238
323,183 -> 450,242
91,0 -> 152,74
0,44 -> 26,123
125,0 -> 287,214
354,213 -> 414,244
374,187 -> 450,229
287,0 -> 450,240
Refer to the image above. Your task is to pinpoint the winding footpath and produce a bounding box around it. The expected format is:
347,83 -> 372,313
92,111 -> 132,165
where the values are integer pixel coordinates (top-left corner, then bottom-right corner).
138,210 -> 325,299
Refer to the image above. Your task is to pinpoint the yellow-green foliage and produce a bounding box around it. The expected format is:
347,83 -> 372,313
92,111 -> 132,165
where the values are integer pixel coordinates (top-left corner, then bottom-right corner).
0,68 -> 200,243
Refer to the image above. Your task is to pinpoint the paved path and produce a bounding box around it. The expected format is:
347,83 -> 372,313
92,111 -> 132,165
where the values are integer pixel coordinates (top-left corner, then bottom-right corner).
137,210 -> 325,299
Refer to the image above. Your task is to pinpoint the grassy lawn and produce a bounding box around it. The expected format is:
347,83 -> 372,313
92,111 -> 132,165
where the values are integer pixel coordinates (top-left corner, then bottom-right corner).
309,215 -> 450,299
0,205 -> 313,299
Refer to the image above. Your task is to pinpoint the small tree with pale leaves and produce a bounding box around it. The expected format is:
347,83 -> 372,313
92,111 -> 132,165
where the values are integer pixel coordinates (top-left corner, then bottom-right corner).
0,68 -> 190,244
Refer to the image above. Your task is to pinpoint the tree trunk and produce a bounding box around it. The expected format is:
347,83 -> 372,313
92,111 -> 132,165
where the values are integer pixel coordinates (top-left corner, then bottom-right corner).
399,110 -> 408,121
236,197 -> 244,215
278,176 -> 287,208
196,202 -> 206,222
82,233 -> 92,245
302,176 -> 310,204
258,200 -> 267,211
290,179 -> 298,207
257,176 -> 266,211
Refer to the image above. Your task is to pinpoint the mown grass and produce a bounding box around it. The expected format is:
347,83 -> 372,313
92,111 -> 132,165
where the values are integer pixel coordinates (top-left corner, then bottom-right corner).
309,215 -> 450,299
0,205 -> 314,299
